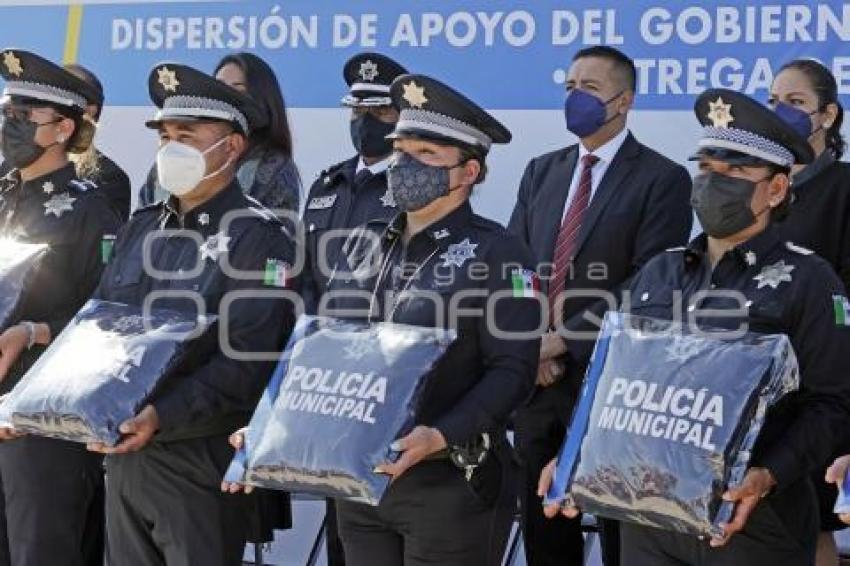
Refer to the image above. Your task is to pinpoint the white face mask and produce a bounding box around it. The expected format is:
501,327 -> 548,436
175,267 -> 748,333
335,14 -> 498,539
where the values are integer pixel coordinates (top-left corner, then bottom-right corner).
156,136 -> 231,196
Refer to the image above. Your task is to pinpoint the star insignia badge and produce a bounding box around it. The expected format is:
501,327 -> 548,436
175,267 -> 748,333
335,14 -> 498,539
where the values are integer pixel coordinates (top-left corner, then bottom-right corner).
198,212 -> 210,226
358,60 -> 379,82
198,231 -> 231,262
753,260 -> 795,289
2,51 -> 23,77
343,335 -> 376,361
42,181 -> 54,195
439,237 -> 478,268
402,80 -> 428,109
157,66 -> 180,92
707,96 -> 734,128
665,335 -> 706,364
744,251 -> 757,266
379,187 -> 396,208
43,193 -> 76,218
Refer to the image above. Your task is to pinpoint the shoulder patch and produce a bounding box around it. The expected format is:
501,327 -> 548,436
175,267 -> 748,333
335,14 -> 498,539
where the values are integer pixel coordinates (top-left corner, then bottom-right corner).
67,179 -> 98,193
786,242 -> 814,255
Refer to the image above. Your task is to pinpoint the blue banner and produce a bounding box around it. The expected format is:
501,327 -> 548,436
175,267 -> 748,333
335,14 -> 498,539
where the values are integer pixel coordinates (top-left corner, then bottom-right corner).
0,0 -> 848,109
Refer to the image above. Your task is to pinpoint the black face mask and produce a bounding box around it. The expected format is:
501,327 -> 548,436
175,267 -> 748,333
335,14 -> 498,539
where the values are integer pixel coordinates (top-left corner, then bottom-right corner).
350,112 -> 395,159
1,116 -> 50,169
691,172 -> 766,238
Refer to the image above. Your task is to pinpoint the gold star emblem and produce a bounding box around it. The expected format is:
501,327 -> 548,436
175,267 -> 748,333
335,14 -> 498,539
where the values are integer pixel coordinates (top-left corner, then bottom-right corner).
358,60 -> 379,82
3,52 -> 23,77
157,66 -> 180,93
706,96 -> 734,128
402,81 -> 428,109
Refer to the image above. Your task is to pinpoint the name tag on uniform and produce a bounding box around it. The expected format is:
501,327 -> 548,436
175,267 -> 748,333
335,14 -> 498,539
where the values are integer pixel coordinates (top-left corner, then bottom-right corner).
308,195 -> 337,210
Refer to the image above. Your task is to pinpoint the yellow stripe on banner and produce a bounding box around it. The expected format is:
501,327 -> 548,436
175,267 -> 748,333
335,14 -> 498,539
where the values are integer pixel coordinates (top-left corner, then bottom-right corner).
63,3 -> 84,65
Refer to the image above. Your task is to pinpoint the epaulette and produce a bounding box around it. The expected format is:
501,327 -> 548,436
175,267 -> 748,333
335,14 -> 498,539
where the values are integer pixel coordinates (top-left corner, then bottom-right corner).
786,241 -> 814,255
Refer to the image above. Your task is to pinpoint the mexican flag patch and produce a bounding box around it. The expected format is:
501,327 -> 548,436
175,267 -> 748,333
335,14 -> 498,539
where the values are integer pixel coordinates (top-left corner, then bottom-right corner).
101,234 -> 116,264
511,268 -> 539,298
263,259 -> 289,288
833,295 -> 850,326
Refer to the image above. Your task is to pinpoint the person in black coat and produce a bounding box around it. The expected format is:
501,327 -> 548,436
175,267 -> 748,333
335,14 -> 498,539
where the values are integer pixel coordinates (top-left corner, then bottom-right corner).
542,87 -> 850,566
770,59 -> 850,566
0,48 -> 120,566
64,63 -> 132,222
507,45 -> 693,566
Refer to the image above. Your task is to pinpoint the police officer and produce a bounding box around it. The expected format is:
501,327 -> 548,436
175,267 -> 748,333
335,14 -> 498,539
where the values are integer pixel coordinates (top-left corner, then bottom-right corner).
322,73 -> 543,565
539,89 -> 850,565
64,63 -> 132,222
86,63 -> 297,566
0,49 -> 120,566
302,52 -> 406,565
302,52 -> 406,312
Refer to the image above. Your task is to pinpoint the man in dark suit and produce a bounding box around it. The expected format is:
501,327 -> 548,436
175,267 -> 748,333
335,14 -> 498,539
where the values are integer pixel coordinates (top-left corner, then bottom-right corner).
508,46 -> 693,566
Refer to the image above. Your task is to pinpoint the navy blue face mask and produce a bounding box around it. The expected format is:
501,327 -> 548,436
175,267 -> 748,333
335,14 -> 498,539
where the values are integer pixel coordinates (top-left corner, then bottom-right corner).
773,102 -> 819,140
564,89 -> 623,139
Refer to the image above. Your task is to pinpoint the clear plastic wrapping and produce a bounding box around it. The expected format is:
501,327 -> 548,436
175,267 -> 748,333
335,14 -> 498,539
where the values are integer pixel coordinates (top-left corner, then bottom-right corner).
1,299 -> 215,445
546,312 -> 799,537
225,315 -> 457,505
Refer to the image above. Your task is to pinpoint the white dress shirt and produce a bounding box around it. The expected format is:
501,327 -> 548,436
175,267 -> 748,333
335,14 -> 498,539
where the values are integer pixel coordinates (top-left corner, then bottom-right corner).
561,128 -> 630,221
355,156 -> 391,176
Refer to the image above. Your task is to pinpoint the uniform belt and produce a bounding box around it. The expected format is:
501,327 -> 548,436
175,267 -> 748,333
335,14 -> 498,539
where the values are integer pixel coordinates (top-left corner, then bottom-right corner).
424,448 -> 450,461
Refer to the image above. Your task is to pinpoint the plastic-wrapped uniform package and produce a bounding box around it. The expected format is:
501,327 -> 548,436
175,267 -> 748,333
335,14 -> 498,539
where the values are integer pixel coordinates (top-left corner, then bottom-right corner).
0,239 -> 47,331
225,315 -> 457,506
0,299 -> 215,445
546,312 -> 799,537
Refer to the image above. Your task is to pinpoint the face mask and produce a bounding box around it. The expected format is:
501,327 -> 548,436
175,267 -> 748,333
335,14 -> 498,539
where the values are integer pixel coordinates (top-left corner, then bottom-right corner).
350,112 -> 395,158
156,136 -> 231,196
387,151 -> 463,212
691,172 -> 772,238
773,102 -> 819,140
0,116 -> 57,169
564,89 -> 623,139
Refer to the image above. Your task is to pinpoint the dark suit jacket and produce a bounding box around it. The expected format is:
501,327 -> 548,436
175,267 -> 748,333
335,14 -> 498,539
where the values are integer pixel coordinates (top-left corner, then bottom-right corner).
508,132 -> 693,417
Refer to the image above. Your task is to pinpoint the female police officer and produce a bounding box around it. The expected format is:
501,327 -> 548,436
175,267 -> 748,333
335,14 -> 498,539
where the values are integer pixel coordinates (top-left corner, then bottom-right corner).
228,74 -> 542,565
326,73 -> 542,566
540,88 -> 850,565
0,49 -> 119,565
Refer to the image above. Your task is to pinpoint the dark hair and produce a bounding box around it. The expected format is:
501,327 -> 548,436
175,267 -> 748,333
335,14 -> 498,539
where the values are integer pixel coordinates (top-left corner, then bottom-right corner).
778,59 -> 845,159
214,52 -> 294,159
63,63 -> 104,121
573,46 -> 636,92
458,146 -> 488,185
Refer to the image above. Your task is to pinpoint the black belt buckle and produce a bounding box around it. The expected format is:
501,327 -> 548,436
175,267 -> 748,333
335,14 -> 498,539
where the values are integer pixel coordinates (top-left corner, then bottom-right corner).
449,433 -> 491,481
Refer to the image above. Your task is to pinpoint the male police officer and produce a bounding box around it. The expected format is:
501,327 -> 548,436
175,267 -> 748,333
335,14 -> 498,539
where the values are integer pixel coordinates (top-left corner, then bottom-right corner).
302,52 -> 406,312
88,63 -> 297,565
302,52 -> 406,565
0,48 -> 120,566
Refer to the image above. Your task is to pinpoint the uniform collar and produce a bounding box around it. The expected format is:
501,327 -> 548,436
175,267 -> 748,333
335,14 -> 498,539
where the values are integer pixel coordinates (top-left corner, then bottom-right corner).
356,155 -> 391,176
162,180 -> 244,232
685,225 -> 782,269
19,163 -> 76,199
384,200 -> 473,247
792,149 -> 835,189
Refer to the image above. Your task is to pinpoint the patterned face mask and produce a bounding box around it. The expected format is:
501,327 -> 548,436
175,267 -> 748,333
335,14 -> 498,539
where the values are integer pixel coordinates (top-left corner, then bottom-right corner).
387,151 -> 464,212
